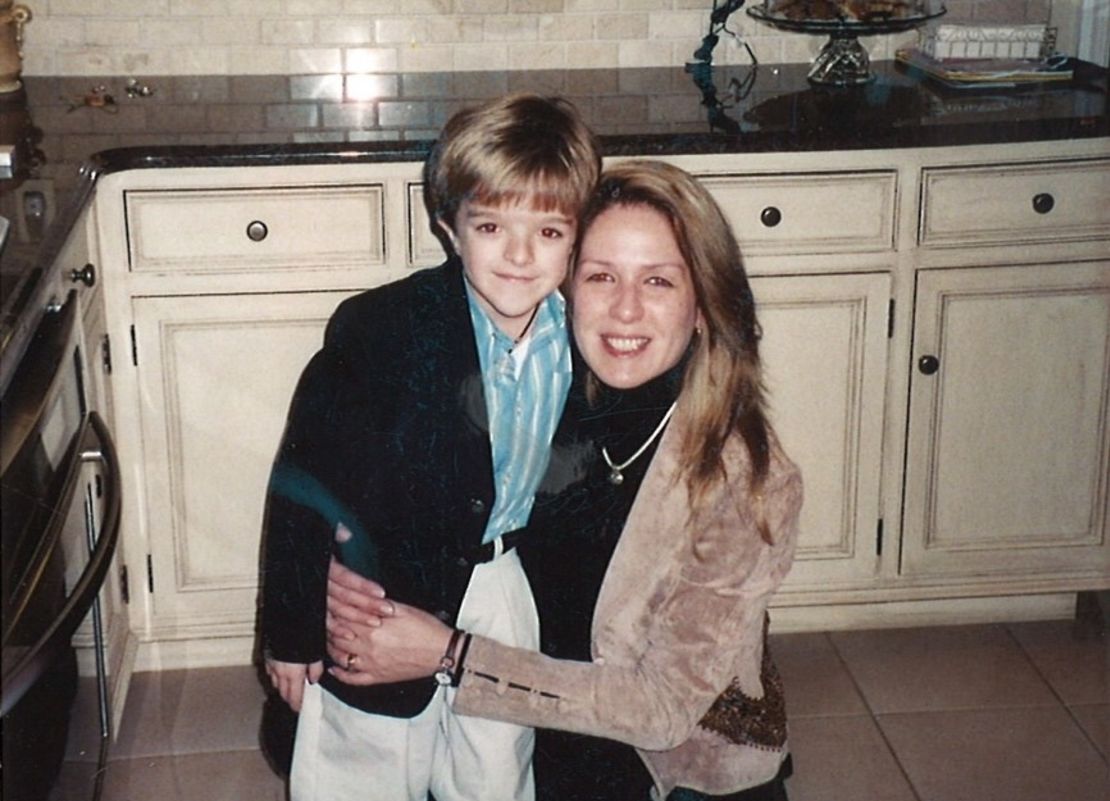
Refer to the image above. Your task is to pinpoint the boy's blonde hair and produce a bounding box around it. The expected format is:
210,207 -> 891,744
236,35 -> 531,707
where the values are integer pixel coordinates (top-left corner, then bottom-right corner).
424,93 -> 601,236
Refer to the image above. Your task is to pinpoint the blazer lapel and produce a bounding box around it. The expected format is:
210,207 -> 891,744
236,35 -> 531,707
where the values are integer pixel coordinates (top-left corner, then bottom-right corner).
416,259 -> 487,427
399,260 -> 492,498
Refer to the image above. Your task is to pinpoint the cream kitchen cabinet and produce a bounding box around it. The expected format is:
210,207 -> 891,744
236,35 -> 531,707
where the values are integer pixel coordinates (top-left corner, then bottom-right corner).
100,163 -> 898,663
901,156 -> 1110,591
752,273 -> 891,594
902,261 -> 1110,585
94,163 -> 421,666
90,139 -> 1109,668
122,270 -> 892,659
414,165 -> 897,599
697,166 -> 898,601
128,291 -> 355,639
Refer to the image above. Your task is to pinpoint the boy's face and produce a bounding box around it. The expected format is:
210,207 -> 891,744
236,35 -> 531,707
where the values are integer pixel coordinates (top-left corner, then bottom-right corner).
439,199 -> 576,338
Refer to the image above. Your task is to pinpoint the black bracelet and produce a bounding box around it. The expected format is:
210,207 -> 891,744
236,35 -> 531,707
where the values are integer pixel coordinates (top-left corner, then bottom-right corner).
452,632 -> 473,687
434,628 -> 463,686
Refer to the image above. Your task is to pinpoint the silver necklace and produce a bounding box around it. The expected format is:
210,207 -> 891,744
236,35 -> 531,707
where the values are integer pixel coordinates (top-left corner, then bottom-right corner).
602,401 -> 677,486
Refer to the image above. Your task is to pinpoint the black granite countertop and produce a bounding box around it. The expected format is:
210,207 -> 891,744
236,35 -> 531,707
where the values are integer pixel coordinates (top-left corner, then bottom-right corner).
1,59 -> 1108,390
7,60 -> 1110,183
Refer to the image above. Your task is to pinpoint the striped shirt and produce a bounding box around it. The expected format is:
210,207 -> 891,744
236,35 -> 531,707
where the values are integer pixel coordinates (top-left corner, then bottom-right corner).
466,285 -> 571,544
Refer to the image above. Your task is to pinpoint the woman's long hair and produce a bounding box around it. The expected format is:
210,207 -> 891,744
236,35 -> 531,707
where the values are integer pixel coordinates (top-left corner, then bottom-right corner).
573,160 -> 774,541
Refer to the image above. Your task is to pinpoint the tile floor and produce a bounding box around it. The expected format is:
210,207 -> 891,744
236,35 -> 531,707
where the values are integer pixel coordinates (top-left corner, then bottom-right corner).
54,619 -> 1109,801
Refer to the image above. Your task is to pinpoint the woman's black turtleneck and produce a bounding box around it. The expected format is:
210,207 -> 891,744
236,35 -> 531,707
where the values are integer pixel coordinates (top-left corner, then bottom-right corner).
519,344 -> 687,801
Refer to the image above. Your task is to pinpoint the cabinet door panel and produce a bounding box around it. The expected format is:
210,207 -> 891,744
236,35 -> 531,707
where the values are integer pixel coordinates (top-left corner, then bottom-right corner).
132,292 -> 355,633
752,272 -> 890,592
903,262 -> 1110,581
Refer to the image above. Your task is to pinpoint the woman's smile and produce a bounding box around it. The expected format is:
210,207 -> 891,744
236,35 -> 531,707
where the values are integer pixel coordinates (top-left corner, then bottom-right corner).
601,335 -> 651,354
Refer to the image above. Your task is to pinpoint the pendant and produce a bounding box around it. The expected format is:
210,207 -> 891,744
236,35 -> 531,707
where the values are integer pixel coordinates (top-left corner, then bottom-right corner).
599,402 -> 677,490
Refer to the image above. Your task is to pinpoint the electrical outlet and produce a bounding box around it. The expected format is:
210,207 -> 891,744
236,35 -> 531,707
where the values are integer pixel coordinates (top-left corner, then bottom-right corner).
14,178 -> 55,243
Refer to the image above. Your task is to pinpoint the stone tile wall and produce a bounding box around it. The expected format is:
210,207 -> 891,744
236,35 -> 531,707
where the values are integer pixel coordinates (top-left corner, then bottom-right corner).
18,0 -> 1052,77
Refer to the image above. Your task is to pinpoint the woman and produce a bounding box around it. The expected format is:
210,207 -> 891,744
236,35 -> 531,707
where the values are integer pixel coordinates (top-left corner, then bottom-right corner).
325,160 -> 803,800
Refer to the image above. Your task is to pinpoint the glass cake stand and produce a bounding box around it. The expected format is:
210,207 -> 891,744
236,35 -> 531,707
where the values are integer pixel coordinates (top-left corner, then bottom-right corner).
747,4 -> 945,85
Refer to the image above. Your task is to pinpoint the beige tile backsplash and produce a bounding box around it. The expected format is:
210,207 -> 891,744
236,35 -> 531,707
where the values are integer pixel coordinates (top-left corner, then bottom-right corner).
20,1 -> 1051,77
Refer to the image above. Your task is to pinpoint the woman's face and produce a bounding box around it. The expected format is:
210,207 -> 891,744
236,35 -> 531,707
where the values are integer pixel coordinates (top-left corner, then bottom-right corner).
572,203 -> 703,390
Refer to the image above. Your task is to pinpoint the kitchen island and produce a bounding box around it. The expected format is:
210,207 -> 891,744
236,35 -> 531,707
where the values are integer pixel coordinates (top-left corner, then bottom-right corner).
1,61 -> 1107,696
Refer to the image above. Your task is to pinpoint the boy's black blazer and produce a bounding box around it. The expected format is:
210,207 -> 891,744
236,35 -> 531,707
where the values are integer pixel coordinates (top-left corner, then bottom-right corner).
260,257 -> 498,718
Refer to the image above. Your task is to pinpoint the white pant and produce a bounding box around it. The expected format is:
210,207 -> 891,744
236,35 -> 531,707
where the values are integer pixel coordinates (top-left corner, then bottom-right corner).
290,548 -> 539,801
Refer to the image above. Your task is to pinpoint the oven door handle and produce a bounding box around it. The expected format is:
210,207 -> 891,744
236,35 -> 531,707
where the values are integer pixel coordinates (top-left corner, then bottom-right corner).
0,411 -> 121,718
0,289 -> 80,477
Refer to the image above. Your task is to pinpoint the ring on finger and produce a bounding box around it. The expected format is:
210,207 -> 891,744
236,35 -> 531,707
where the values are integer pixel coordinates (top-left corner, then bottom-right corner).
345,652 -> 358,670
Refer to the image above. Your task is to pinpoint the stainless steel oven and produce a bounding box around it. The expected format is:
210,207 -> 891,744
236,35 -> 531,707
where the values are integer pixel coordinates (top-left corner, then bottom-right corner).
1,288 -> 120,801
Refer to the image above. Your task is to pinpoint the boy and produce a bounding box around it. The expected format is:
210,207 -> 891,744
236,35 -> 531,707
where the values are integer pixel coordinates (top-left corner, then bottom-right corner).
260,93 -> 601,801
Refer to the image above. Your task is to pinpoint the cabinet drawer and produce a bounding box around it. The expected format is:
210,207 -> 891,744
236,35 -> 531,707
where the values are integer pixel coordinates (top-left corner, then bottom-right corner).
920,159 -> 1110,248
125,185 -> 386,274
699,171 -> 898,255
407,172 -> 898,264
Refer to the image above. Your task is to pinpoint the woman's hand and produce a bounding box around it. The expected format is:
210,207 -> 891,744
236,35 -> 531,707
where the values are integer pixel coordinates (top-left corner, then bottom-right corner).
265,658 -> 323,712
325,525 -> 452,686
326,555 -> 395,640
326,601 -> 453,687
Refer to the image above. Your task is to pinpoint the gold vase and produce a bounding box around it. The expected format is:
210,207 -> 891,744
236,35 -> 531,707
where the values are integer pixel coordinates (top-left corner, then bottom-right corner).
0,1 -> 32,94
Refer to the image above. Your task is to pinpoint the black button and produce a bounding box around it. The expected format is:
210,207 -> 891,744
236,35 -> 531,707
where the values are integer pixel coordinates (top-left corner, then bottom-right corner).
468,497 -> 486,514
1032,192 -> 1055,215
456,556 -> 470,568
760,206 -> 782,227
918,354 -> 940,375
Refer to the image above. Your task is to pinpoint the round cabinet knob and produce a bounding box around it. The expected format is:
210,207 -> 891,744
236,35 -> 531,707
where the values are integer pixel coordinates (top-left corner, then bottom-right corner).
918,355 -> 940,375
1032,193 -> 1055,215
760,206 -> 782,227
70,263 -> 96,287
246,220 -> 269,242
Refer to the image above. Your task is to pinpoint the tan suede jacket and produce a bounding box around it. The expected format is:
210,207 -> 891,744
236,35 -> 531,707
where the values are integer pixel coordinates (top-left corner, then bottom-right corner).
453,411 -> 803,797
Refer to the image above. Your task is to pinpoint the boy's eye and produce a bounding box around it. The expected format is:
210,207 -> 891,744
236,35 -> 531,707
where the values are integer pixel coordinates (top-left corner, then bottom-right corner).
475,222 -> 499,233
540,227 -> 565,239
